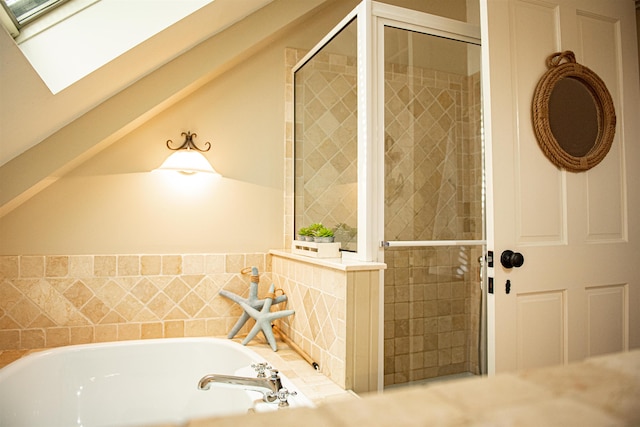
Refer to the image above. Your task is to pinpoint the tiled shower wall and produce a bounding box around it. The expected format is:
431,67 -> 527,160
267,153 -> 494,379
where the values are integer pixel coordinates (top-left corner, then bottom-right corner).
384,66 -> 482,242
0,253 -> 272,350
383,64 -> 483,385
292,47 -> 359,251
384,246 -> 482,384
287,42 -> 484,386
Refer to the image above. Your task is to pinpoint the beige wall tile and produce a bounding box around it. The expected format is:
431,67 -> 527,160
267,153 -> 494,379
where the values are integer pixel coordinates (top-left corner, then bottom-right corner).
95,324 -> 117,342
165,278 -> 189,303
207,318 -> 228,336
183,255 -> 205,274
64,280 -> 93,308
180,292 -> 206,317
141,256 -> 161,275
115,295 -> 144,321
46,256 -> 69,277
225,254 -> 245,274
118,323 -> 141,340
245,254 -> 266,273
29,314 -> 55,328
118,256 -> 140,276
0,313 -> 19,329
141,322 -> 163,339
438,348 -> 452,366
185,319 -> 206,336
0,256 -> 19,279
0,330 -> 20,350
95,256 -> 116,276
8,298 -> 40,328
70,326 -> 94,345
69,256 -> 93,277
46,327 -> 70,347
21,329 -> 44,349
165,307 -> 188,320
148,293 -> 173,319
165,320 -> 184,337
131,278 -> 159,303
101,311 -> 125,324
0,253 -> 277,351
204,255 -> 225,274
0,282 -> 22,312
161,255 -> 182,275
20,256 -> 44,278
82,297 -> 110,324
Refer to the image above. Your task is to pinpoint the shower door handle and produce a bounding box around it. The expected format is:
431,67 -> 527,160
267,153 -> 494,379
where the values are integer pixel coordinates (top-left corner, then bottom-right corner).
500,250 -> 524,269
381,240 -> 486,248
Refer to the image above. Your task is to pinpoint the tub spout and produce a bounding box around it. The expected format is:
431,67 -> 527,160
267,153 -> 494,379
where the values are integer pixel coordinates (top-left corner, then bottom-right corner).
198,369 -> 283,403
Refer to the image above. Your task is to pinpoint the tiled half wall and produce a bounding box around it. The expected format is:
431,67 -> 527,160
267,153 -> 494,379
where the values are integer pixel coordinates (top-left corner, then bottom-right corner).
271,252 -> 381,393
0,254 -> 272,351
0,252 -> 382,394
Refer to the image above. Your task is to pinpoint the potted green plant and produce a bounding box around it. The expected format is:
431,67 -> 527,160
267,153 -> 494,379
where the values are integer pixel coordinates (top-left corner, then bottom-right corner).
308,223 -> 324,236
313,225 -> 335,243
297,227 -> 313,241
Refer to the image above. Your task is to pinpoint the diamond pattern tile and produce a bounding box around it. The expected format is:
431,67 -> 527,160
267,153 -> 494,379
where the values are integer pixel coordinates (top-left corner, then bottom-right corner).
381,61 -> 483,385
294,48 -> 358,247
0,253 -> 271,350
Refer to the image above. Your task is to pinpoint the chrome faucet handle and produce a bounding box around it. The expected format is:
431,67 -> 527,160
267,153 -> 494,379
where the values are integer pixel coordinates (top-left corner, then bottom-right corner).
276,388 -> 297,407
268,368 -> 284,396
251,362 -> 272,378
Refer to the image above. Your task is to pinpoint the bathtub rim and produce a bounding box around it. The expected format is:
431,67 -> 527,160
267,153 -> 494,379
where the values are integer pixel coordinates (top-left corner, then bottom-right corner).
0,336 -> 318,426
0,336 -> 275,377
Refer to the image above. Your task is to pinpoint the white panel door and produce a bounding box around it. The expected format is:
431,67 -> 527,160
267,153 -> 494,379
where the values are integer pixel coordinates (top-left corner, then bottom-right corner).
482,0 -> 640,372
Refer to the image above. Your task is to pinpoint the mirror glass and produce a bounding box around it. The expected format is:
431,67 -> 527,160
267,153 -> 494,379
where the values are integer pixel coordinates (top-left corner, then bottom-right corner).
548,77 -> 599,157
532,51 -> 616,171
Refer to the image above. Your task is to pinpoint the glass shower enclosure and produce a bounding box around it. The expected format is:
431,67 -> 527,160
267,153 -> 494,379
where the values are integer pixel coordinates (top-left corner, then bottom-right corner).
294,0 -> 486,389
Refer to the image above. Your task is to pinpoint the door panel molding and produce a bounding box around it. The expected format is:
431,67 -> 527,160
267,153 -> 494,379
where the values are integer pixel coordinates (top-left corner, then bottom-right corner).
578,12 -> 627,243
511,0 -> 566,245
586,284 -> 628,357
516,290 -> 566,369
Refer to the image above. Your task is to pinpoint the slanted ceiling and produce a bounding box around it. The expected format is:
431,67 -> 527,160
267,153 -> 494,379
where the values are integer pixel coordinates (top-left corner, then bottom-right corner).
0,0 -> 329,217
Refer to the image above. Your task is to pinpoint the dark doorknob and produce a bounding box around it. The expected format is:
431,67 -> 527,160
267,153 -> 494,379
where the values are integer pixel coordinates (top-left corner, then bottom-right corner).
500,250 -> 524,268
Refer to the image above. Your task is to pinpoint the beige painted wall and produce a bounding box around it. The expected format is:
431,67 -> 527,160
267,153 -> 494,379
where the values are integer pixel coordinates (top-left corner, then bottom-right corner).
0,42 -> 288,255
0,0 -> 468,256
0,2 -> 358,255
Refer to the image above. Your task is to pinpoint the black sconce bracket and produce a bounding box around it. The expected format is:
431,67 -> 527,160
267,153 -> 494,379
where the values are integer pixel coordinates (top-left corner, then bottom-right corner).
166,131 -> 211,152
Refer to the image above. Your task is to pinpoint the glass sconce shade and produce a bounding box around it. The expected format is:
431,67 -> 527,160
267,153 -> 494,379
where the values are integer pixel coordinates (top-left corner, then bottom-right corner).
156,149 -> 220,175
154,131 -> 220,175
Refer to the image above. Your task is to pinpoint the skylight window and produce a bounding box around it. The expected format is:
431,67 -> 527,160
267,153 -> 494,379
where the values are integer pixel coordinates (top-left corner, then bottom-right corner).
1,0 -> 69,28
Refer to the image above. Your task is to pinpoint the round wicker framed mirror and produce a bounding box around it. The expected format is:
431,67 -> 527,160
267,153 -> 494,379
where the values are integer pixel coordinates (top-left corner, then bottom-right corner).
532,51 -> 616,172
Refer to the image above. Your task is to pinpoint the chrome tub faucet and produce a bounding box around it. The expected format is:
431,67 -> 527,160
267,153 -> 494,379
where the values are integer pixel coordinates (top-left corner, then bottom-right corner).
198,364 -> 296,406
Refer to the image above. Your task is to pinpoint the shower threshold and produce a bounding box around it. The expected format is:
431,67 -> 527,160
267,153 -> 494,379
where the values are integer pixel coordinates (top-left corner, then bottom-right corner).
384,372 -> 477,390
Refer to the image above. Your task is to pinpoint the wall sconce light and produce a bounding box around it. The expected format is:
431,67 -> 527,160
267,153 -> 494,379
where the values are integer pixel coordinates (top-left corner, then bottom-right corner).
155,131 -> 221,175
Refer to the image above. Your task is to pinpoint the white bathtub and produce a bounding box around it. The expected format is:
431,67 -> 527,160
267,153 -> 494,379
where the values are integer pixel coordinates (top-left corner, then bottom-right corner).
0,337 -> 311,427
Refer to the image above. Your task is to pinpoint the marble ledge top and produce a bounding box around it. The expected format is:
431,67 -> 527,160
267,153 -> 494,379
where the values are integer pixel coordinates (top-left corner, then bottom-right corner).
269,249 -> 386,272
189,349 -> 640,427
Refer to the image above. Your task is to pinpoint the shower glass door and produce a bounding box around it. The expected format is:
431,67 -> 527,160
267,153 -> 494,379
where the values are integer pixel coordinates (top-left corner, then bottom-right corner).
382,25 -> 485,387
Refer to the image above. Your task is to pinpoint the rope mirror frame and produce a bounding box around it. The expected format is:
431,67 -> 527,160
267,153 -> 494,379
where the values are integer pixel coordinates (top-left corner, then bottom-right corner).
532,51 -> 616,172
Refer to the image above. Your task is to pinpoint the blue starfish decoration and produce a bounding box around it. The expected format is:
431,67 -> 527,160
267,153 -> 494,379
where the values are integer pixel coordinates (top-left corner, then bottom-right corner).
219,266 -> 288,339
240,283 -> 295,351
